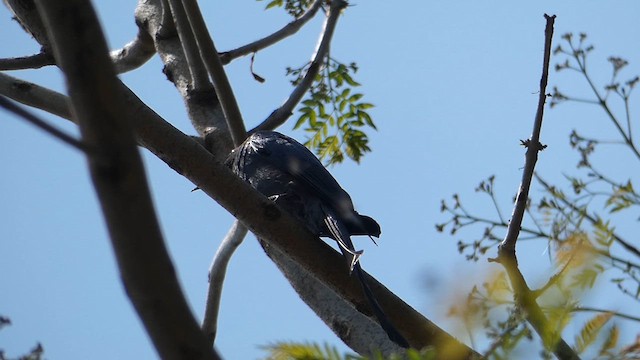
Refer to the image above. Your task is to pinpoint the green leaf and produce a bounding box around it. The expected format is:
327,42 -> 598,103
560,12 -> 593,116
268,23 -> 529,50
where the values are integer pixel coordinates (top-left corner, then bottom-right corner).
263,0 -> 283,10
348,93 -> 363,103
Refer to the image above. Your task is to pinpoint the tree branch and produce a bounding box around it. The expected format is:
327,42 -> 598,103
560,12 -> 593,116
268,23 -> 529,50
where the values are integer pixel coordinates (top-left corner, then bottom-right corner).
0,52 -> 54,70
201,220 -> 248,344
219,0 -> 324,65
135,0 -> 233,158
535,174 -> 640,259
0,70 -> 477,356
250,0 -> 346,133
111,26 -> 156,74
0,72 -> 71,119
181,0 -> 247,145
31,1 -> 221,359
0,95 -> 89,152
494,14 -> 581,360
165,0 -> 211,89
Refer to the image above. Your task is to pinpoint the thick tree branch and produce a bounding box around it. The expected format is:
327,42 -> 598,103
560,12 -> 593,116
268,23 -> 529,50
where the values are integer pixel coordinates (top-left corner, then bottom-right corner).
31,1 -> 221,359
4,1 -> 474,355
181,0 -> 247,145
175,0 -> 252,345
250,0 -> 345,133
219,0 -> 324,65
0,70 -> 477,357
165,0 -> 210,89
494,15 -> 580,360
135,0 -> 233,158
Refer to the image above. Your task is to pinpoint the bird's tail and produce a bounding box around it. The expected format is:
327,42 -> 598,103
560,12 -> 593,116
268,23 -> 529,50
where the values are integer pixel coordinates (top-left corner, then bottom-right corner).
322,207 -> 409,348
353,262 -> 410,348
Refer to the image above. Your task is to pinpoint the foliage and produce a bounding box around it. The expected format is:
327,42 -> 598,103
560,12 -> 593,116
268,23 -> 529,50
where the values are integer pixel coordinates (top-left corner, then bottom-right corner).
289,58 -> 377,165
437,33 -> 640,358
259,0 -> 377,166
261,342 -> 437,360
260,0 -> 314,17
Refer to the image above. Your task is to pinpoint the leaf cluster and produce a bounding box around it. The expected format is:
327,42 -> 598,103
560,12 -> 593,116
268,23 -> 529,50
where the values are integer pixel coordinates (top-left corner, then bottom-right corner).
260,0 -> 315,18
289,58 -> 377,165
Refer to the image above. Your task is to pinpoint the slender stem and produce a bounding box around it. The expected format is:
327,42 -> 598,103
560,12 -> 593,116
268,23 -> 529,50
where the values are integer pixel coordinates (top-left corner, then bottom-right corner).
250,0 -> 347,133
536,174 -> 640,259
0,52 -> 54,70
220,0 -> 324,64
496,15 -> 581,360
202,221 -> 248,344
0,96 -> 90,153
570,307 -> 640,323
569,41 -> 640,161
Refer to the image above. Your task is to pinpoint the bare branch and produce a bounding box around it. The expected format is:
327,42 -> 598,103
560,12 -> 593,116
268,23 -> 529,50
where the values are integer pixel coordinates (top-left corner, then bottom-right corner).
250,0 -> 346,133
177,1 -> 252,346
135,0 -> 233,158
0,72 -> 71,119
32,1 -> 221,359
0,52 -> 54,70
111,26 -> 156,74
493,14 -> 581,360
165,0 -> 211,89
201,220 -> 248,345
0,95 -> 89,152
219,0 -> 324,64
181,0 -> 247,145
126,101 -> 474,356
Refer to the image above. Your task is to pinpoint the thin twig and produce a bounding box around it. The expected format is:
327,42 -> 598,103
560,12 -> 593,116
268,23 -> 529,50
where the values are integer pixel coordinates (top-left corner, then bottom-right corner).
566,41 -> 640,161
494,14 -> 581,360
536,174 -> 640,259
219,0 -> 324,64
0,52 -> 54,70
570,306 -> 640,323
250,0 -> 347,133
0,95 -> 90,153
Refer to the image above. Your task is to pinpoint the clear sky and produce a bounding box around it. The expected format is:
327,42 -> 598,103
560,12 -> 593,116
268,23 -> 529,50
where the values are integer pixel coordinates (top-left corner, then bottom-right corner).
1,1 -> 639,359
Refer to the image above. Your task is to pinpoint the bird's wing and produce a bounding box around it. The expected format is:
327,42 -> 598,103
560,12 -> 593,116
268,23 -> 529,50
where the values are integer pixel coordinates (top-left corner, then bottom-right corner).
252,132 -> 353,213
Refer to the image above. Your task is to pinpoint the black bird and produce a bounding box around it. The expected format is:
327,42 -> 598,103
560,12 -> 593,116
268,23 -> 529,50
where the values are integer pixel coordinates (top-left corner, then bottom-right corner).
226,130 -> 409,348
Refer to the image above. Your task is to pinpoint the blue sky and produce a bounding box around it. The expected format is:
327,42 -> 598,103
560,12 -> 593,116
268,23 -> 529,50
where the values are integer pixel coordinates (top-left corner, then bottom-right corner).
2,1 -> 639,359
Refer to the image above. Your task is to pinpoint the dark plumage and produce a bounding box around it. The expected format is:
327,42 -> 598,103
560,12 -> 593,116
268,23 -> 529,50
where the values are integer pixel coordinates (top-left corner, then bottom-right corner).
226,131 -> 409,348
